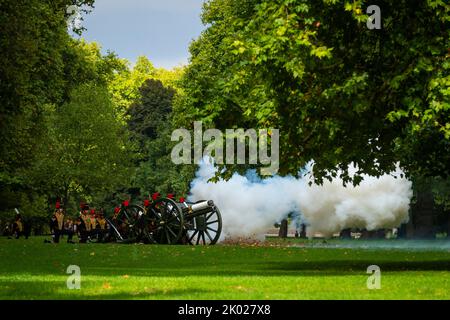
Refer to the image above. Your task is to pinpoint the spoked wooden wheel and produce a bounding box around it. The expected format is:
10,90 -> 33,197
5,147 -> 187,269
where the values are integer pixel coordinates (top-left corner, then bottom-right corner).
128,205 -> 157,243
186,205 -> 222,245
149,198 -> 184,244
113,205 -> 143,240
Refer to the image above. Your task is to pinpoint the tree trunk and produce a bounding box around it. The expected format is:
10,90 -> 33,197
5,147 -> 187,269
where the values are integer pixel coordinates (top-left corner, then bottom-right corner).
299,224 -> 307,238
278,219 -> 288,238
340,228 -> 352,239
447,214 -> 450,239
406,214 -> 415,239
397,223 -> 407,239
411,191 -> 436,239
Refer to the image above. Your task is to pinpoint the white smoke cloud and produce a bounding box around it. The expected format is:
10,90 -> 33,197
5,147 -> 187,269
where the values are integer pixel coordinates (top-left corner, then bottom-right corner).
188,159 -> 413,240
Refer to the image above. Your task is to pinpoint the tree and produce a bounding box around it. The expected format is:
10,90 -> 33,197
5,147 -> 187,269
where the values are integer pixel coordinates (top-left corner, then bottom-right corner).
128,79 -> 176,141
177,0 -> 450,184
0,0 -> 95,213
109,56 -> 157,118
127,79 -> 194,197
31,84 -> 135,211
108,56 -> 184,120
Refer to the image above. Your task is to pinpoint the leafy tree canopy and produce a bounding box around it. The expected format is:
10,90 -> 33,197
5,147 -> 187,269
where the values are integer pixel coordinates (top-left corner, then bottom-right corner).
0,0 -> 95,212
32,84 -> 136,210
177,0 -> 450,184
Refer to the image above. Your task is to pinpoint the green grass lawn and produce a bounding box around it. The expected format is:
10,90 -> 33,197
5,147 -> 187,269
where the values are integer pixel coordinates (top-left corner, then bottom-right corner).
0,236 -> 449,299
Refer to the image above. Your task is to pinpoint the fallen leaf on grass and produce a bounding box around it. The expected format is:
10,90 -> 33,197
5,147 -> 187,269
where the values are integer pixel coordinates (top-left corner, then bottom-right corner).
102,283 -> 111,289
144,287 -> 158,294
231,285 -> 250,292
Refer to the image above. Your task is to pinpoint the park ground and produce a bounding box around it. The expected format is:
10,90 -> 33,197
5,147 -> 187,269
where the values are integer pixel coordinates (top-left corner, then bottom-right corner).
0,236 -> 449,299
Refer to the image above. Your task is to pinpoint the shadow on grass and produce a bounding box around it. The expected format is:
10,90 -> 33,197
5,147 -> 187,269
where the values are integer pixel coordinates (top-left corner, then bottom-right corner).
0,280 -> 216,300
263,259 -> 450,274
2,259 -> 450,280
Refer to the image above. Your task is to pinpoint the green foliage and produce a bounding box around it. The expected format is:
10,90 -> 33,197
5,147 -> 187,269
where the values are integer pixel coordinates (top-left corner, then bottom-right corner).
31,84 -> 136,210
128,79 -> 175,141
127,79 -> 194,197
413,175 -> 450,211
108,56 -> 184,121
109,56 -> 157,118
0,0 -> 189,219
178,0 -> 450,184
133,124 -> 196,197
0,0 -> 95,215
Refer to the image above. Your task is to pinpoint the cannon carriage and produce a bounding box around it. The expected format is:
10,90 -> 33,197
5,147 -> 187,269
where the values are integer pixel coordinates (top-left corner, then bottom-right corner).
107,195 -> 222,245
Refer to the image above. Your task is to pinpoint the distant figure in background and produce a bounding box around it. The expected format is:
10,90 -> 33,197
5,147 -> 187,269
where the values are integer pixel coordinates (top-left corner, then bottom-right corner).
295,224 -> 307,238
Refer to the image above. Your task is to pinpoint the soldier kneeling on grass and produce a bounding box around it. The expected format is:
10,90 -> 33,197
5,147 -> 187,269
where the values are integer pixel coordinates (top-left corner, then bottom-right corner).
63,217 -> 76,244
44,214 -> 58,243
75,216 -> 89,243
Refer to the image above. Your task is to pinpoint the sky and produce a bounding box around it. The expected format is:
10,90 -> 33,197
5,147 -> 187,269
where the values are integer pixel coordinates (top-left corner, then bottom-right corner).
77,0 -> 206,69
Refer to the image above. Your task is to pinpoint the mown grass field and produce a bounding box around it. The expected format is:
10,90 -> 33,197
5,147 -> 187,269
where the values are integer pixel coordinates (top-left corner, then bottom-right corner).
0,236 -> 449,299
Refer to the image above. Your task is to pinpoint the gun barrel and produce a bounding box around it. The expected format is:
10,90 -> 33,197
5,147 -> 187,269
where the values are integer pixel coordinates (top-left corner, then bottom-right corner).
190,200 -> 214,212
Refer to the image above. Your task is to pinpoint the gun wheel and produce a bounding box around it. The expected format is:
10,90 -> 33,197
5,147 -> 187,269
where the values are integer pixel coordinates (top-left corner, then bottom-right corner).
149,198 -> 184,244
186,206 -> 222,245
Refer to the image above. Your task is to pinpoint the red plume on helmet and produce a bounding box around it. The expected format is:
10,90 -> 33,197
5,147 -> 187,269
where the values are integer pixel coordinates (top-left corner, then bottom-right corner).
167,193 -> 175,199
55,201 -> 60,209
152,192 -> 160,200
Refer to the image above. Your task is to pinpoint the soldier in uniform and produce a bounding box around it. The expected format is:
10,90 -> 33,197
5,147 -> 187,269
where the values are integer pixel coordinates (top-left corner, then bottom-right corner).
53,207 -> 65,243
75,216 -> 88,243
44,214 -> 58,243
95,209 -> 109,242
63,217 -> 75,244
80,204 -> 92,242
12,213 -> 24,239
88,209 -> 98,241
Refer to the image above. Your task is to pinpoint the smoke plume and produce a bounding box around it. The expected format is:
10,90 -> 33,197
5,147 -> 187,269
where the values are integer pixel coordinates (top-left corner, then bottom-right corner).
188,159 -> 413,240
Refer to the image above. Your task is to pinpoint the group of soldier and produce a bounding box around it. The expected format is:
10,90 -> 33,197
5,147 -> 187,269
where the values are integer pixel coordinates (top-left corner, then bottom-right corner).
45,201 -> 111,244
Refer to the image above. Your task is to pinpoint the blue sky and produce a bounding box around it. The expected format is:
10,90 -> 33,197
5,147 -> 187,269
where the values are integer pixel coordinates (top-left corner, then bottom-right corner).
78,0 -> 206,69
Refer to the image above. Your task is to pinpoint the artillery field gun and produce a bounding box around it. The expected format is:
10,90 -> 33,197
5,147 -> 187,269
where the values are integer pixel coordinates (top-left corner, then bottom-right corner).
106,195 -> 222,245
